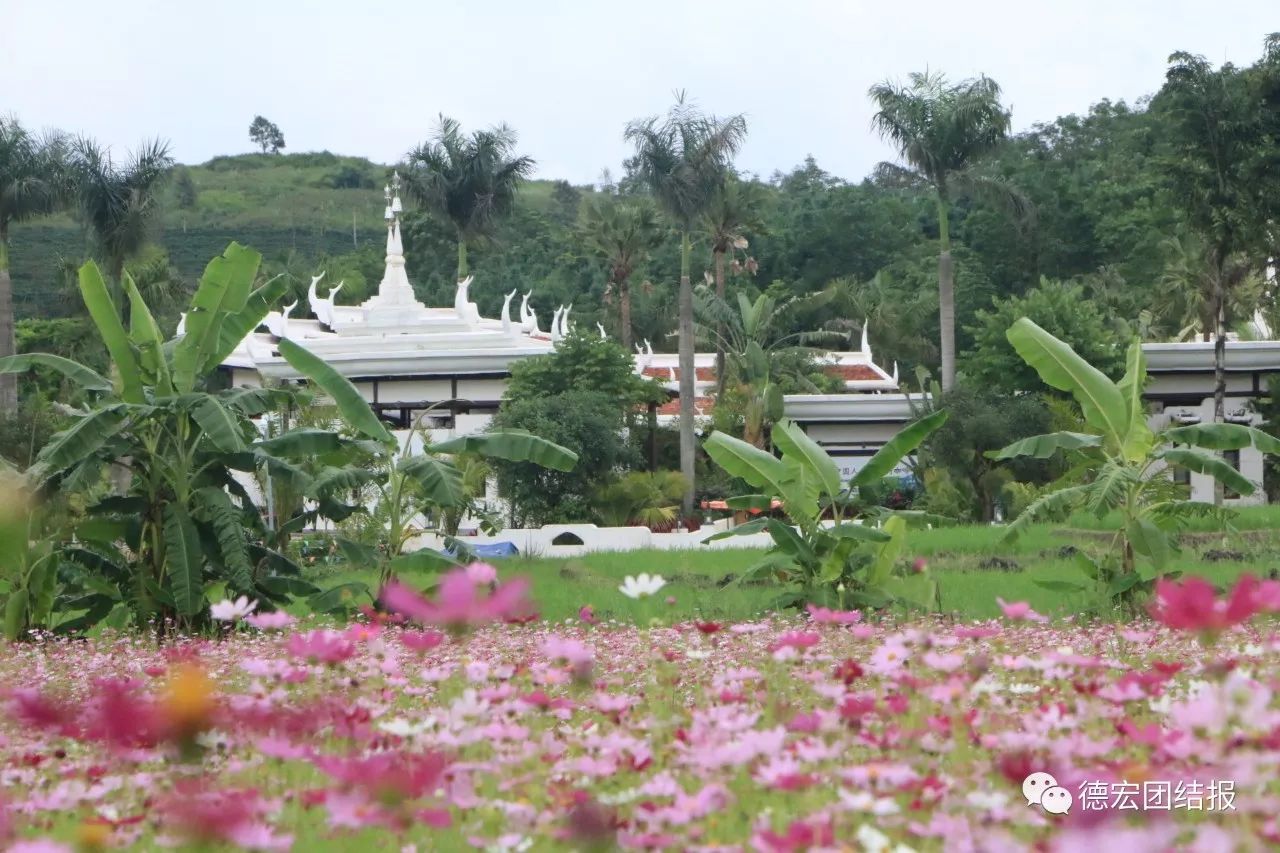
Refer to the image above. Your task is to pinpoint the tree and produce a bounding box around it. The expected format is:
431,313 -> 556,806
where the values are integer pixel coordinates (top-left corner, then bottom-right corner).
71,137 -> 174,319
868,71 -> 1020,391
0,118 -> 68,413
1156,37 -> 1280,454
248,116 -> 285,154
965,278 -> 1127,394
578,196 -> 663,350
504,331 -> 665,412
702,175 -> 763,394
922,388 -> 1057,521
402,116 -> 535,282
625,93 -> 748,518
173,166 -> 198,209
490,390 -> 636,527
1155,232 -> 1262,342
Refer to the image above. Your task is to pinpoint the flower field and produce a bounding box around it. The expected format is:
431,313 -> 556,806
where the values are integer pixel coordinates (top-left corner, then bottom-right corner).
3,568 -> 1280,851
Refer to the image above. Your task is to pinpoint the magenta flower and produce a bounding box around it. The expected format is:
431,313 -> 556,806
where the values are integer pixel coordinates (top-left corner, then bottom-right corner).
380,568 -> 533,629
401,629 -> 446,652
768,631 -> 821,654
286,630 -> 356,665
805,603 -> 862,624
1150,574 -> 1280,632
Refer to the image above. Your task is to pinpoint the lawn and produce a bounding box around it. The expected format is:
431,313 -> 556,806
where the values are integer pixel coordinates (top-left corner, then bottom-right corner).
304,508 -> 1280,624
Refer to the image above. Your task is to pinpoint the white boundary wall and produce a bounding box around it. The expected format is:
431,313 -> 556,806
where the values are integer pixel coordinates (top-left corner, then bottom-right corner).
407,519 -> 773,558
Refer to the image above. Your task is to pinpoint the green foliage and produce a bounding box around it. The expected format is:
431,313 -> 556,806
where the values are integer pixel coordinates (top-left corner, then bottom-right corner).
921,388 -> 1059,521
593,471 -> 685,528
704,415 -> 947,611
490,390 -> 634,527
965,279 -> 1127,392
992,319 -> 1280,613
0,243 -> 352,631
402,116 -> 535,278
504,332 -> 665,411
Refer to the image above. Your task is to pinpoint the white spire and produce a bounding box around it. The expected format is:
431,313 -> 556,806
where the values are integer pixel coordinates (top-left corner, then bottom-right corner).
550,306 -> 565,344
860,320 -> 870,357
502,289 -> 517,335
363,170 -> 422,313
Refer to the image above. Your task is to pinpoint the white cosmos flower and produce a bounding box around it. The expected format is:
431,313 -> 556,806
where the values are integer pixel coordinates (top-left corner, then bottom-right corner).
618,573 -> 667,599
210,595 -> 257,622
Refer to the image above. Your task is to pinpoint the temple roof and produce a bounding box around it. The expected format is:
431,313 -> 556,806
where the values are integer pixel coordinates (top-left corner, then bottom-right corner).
220,172 -> 558,379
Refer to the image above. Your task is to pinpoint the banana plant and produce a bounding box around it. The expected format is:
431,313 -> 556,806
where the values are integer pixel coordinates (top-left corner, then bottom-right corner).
702,413 -> 947,610
0,470 -> 62,639
989,318 -> 1280,611
274,338 -> 579,586
0,244 -> 373,632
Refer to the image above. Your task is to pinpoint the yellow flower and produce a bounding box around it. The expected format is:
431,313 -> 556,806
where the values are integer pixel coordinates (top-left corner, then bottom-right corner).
75,821 -> 111,851
163,663 -> 215,732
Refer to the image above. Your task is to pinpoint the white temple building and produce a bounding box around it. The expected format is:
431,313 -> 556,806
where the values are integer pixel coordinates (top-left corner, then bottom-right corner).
221,174 -> 1280,509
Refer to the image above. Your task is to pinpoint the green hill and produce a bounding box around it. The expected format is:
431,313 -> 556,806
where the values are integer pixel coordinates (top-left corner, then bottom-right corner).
8,151 -> 570,319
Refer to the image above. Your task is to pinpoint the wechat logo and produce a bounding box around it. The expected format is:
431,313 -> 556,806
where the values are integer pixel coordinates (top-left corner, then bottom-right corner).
1023,771 -> 1072,815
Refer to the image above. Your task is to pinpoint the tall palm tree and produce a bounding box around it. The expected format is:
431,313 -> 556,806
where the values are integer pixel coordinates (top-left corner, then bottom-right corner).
402,116 -> 535,282
702,175 -> 762,396
0,117 -> 70,412
72,137 -> 174,317
868,71 -> 1017,391
578,196 -> 662,350
626,93 -> 747,518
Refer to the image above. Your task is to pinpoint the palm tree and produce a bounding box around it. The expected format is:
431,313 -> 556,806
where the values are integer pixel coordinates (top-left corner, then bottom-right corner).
578,196 -> 662,350
868,71 -> 1018,391
72,137 -> 174,318
1157,232 -> 1261,342
402,116 -> 535,282
626,93 -> 747,518
0,117 -> 70,412
702,175 -> 762,396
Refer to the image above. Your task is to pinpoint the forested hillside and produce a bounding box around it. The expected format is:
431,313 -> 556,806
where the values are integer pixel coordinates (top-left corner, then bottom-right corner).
6,88 -> 1276,376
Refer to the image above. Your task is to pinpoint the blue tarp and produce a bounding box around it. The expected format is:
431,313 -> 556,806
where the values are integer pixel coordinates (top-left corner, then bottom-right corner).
450,541 -> 519,559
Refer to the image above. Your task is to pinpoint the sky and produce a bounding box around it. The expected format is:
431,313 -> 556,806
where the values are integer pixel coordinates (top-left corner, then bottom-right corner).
3,0 -> 1277,185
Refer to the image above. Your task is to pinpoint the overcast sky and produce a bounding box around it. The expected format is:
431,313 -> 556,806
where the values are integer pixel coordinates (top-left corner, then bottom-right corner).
4,0 -> 1277,184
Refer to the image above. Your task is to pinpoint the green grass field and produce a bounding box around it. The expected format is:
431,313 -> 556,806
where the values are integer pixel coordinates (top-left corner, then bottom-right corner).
303,508 -> 1280,624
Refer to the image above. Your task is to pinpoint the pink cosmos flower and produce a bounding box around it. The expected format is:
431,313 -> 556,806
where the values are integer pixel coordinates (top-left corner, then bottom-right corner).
767,631 -> 821,654
244,611 -> 296,631
314,751 -> 449,801
578,605 -> 600,625
465,562 -> 498,585
380,569 -> 533,629
996,598 -> 1048,623
286,630 -> 356,665
400,630 -> 446,652
541,635 -> 595,667
1150,574 -> 1280,632
805,603 -> 862,624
